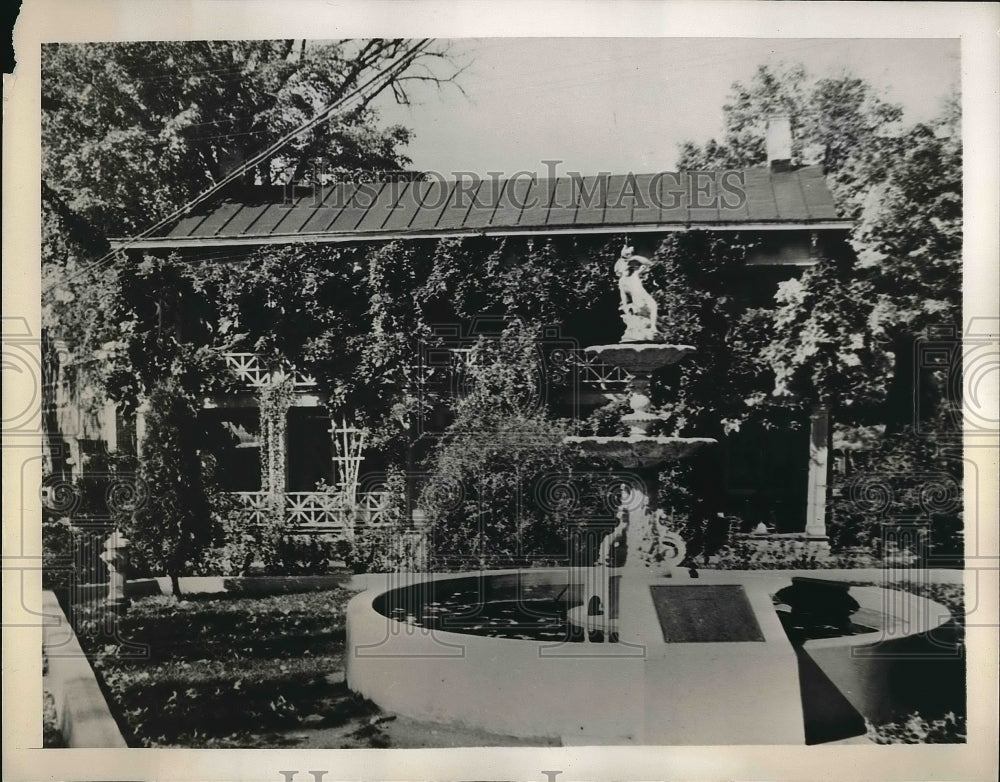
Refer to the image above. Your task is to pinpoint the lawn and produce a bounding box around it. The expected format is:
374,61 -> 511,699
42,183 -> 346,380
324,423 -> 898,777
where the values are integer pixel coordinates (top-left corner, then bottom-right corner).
70,586 -> 554,748
68,578 -> 966,747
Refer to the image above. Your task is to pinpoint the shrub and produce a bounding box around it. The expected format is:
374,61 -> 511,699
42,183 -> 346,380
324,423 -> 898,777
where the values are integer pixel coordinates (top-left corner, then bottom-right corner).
419,322 -> 600,571
828,418 -> 963,562
337,466 -> 426,573
708,536 -> 827,570
125,379 -> 218,596
195,493 -> 342,576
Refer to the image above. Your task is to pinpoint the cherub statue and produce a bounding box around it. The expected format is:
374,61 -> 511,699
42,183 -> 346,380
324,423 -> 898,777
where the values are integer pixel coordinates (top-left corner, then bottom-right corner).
614,245 -> 659,342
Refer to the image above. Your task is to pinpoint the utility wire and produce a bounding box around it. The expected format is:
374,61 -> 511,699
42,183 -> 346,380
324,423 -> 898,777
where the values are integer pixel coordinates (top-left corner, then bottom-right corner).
43,38 -> 432,297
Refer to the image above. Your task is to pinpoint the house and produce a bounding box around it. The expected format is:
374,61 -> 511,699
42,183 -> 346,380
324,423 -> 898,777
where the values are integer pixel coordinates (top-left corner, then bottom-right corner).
45,119 -> 854,551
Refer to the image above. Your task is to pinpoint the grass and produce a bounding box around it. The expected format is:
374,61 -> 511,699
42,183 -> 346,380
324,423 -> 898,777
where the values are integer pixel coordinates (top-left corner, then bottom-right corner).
73,587 -> 383,747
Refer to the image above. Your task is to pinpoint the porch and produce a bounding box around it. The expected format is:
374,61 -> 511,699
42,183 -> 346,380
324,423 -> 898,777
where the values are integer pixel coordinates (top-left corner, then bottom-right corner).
228,489 -> 394,534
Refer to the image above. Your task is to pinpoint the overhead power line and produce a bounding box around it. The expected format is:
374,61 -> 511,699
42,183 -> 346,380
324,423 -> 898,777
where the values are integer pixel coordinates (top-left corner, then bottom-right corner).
43,38 -> 433,297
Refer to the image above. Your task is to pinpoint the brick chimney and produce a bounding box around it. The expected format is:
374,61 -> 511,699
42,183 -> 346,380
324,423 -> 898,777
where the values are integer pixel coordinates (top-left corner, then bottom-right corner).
766,115 -> 793,172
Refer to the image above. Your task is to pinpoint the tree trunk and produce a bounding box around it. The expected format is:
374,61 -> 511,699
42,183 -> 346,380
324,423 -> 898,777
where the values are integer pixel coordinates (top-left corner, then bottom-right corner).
170,572 -> 181,599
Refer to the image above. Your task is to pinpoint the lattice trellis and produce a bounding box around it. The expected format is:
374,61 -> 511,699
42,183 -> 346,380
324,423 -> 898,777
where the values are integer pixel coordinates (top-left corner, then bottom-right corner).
222,352 -> 316,388
229,490 -> 392,532
330,416 -> 366,498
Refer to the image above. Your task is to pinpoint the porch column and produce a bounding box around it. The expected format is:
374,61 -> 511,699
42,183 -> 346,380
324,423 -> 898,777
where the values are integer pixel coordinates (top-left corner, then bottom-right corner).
135,398 -> 150,458
804,404 -> 831,538
101,400 -> 118,453
259,375 -> 290,498
262,407 -> 288,496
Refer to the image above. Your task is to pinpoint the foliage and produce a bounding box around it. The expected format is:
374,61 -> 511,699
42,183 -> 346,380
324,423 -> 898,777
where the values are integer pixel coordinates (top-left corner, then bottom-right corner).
762,109 -> 961,427
677,62 -> 961,429
43,690 -> 65,748
42,50 -> 965,571
41,40 -> 458,239
707,536 -> 828,570
258,375 -> 296,492
336,466 -> 425,573
197,503 -> 341,577
157,239 -> 436,459
416,236 -> 615,340
858,578 -> 966,744
677,63 -> 904,189
103,254 -> 239,410
669,64 -> 962,553
866,711 -> 966,744
827,420 -> 963,560
757,258 -> 894,421
41,39 -> 462,414
418,322 -> 593,570
42,450 -> 139,591
851,99 -> 961,312
125,379 -> 218,594
644,231 -> 770,434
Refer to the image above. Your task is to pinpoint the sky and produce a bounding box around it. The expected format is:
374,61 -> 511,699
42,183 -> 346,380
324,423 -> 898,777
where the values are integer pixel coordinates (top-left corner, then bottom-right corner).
374,38 -> 960,177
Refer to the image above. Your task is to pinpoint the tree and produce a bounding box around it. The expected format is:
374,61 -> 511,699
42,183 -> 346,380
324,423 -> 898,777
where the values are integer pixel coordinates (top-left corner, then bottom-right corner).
674,63 -> 960,429
761,96 -> 961,431
126,378 -> 216,597
41,39 -> 465,413
677,62 -> 903,191
675,64 -> 962,556
41,40 -> 462,239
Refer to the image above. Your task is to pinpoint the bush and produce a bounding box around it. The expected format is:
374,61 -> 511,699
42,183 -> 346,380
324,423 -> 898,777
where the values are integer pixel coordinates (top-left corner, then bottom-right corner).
194,494 -> 341,576
708,536 -> 828,570
125,379 -> 218,595
42,517 -> 111,591
828,420 -> 963,562
419,322 -> 602,570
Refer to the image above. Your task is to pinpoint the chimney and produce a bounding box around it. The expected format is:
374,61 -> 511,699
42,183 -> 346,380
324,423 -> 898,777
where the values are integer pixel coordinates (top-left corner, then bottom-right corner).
766,115 -> 793,171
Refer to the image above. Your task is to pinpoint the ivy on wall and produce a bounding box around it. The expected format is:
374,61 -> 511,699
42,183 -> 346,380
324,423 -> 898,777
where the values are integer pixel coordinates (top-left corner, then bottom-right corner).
258,374 -> 296,497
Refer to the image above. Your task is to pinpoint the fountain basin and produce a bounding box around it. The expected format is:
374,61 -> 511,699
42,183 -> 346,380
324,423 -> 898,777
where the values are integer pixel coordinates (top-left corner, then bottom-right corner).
345,569 -> 956,744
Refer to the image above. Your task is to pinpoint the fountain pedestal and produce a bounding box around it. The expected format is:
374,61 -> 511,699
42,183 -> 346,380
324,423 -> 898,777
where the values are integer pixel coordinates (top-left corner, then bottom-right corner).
559,334 -> 807,742
565,342 -> 717,639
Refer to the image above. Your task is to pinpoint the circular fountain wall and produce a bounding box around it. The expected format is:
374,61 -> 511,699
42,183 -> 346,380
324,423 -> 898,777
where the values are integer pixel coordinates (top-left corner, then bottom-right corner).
345,570 -> 957,744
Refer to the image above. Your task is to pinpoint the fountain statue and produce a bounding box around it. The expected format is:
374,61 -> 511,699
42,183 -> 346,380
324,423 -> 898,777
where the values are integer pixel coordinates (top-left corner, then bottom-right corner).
615,244 -> 659,342
566,243 -> 716,640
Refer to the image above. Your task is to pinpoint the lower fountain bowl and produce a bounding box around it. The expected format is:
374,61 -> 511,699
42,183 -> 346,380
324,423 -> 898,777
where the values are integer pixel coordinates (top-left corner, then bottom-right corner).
565,435 -> 717,466
345,569 -> 957,744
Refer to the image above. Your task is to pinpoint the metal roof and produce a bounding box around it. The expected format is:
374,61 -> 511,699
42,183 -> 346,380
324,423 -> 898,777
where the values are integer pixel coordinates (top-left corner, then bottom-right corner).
113,164 -> 850,250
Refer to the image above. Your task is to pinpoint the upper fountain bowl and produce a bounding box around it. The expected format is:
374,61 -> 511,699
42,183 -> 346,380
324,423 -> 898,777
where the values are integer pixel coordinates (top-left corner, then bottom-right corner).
586,343 -> 695,374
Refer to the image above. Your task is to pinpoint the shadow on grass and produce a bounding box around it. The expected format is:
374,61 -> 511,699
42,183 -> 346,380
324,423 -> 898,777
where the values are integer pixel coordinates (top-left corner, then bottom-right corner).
72,588 -> 376,746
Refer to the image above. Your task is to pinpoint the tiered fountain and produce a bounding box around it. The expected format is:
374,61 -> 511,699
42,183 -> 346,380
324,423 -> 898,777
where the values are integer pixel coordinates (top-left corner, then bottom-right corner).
344,245 -> 957,745
564,245 -> 715,642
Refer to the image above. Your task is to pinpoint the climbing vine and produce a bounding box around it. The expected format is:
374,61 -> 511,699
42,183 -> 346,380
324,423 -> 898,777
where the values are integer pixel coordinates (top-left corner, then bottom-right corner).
258,374 -> 296,497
